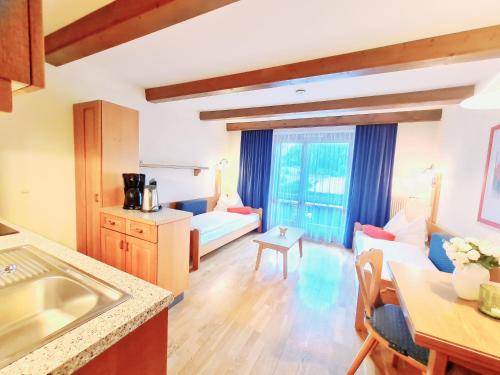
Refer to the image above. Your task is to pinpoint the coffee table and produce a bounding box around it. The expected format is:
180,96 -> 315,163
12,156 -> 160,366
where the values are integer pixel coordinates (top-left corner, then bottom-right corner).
253,226 -> 305,279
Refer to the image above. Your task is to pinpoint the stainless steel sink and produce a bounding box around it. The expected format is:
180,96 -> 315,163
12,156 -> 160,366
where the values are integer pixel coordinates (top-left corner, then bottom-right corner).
0,245 -> 130,369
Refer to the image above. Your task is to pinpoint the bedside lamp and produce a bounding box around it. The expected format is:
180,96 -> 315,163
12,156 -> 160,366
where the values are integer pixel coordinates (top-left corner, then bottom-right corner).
216,158 -> 229,170
215,158 -> 229,198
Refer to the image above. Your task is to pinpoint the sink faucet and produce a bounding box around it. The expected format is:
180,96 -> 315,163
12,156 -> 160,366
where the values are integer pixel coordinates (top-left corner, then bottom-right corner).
1,264 -> 17,275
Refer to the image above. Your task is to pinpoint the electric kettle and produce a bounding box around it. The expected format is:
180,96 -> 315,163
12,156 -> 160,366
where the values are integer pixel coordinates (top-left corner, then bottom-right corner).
141,179 -> 161,212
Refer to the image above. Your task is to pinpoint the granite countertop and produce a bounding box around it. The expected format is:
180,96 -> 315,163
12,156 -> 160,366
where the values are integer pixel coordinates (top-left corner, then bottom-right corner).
0,219 -> 173,375
100,206 -> 192,225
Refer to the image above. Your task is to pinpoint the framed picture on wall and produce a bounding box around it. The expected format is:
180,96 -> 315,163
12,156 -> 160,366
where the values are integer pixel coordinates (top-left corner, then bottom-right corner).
478,124 -> 500,228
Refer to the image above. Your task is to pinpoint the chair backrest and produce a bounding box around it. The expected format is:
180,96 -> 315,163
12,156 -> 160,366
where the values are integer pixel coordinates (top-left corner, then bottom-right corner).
355,249 -> 383,319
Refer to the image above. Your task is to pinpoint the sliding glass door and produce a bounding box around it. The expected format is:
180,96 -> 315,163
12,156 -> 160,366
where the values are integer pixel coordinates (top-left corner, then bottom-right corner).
267,127 -> 355,244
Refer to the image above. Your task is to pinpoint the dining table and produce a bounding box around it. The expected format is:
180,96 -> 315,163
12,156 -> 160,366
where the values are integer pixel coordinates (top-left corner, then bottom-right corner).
389,261 -> 500,375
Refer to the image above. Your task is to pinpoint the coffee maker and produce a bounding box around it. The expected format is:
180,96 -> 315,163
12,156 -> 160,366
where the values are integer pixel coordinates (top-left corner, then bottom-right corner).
122,173 -> 145,209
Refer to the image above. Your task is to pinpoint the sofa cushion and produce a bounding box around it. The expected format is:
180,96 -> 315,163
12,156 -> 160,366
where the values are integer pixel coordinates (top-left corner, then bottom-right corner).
429,233 -> 454,273
177,199 -> 207,216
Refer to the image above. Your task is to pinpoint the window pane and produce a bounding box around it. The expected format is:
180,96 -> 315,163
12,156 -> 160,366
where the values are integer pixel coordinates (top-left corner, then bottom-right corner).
276,143 -> 302,200
268,128 -> 355,244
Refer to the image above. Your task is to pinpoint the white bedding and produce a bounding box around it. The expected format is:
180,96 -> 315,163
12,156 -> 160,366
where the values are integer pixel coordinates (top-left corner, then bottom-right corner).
354,231 -> 435,280
191,211 -> 259,245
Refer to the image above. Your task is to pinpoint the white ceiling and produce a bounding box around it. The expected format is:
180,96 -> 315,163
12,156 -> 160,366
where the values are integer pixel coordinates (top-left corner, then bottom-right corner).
44,0 -> 500,112
43,0 -> 114,34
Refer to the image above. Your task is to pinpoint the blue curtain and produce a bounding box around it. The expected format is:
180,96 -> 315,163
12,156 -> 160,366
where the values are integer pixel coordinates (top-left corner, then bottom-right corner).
237,130 -> 273,230
343,124 -> 398,248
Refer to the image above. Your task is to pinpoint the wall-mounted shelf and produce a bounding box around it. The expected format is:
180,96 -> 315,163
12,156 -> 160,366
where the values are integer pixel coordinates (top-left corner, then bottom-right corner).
140,162 -> 209,176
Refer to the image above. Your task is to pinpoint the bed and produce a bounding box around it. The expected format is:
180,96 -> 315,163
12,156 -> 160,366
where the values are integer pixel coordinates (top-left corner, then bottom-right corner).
170,196 -> 262,272
353,226 -> 437,279
352,219 -> 452,331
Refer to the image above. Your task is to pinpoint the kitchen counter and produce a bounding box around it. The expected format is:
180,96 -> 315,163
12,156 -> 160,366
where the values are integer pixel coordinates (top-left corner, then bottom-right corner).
0,219 -> 173,375
100,206 -> 192,225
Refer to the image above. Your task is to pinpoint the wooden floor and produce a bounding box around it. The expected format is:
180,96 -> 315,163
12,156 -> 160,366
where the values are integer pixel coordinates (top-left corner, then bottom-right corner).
168,233 -> 419,375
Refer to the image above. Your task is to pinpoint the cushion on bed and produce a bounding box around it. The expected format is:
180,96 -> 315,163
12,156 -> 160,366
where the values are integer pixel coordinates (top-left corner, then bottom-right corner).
177,199 -> 207,216
384,210 -> 408,234
429,233 -> 454,273
227,206 -> 253,215
214,193 -> 244,211
362,225 -> 395,241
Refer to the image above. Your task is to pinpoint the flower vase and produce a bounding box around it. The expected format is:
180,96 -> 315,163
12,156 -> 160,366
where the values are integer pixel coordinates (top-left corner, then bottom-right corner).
452,263 -> 490,301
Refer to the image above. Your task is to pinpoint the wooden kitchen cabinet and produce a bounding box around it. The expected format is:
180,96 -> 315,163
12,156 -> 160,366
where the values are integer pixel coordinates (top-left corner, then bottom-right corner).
100,209 -> 192,298
127,236 -> 158,284
0,0 -> 44,112
101,227 -> 158,284
101,228 -> 126,271
74,100 -> 139,260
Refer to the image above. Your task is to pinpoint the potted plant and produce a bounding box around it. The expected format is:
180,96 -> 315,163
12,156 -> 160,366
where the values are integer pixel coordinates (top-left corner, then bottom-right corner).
443,237 -> 500,300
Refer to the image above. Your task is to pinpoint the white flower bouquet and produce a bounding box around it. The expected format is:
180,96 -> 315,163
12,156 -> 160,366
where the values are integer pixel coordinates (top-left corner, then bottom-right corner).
443,237 -> 500,270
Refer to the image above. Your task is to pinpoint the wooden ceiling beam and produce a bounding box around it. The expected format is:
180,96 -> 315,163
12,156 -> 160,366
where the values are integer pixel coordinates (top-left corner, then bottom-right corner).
45,0 -> 239,66
146,25 -> 500,102
200,86 -> 474,120
226,109 -> 442,131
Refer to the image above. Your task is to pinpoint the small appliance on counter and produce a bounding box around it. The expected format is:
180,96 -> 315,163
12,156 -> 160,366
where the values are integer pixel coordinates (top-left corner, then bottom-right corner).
142,179 -> 162,212
122,173 -> 145,210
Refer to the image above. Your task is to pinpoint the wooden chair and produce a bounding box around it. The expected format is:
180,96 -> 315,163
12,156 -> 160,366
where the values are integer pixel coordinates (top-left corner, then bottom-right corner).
347,249 -> 429,374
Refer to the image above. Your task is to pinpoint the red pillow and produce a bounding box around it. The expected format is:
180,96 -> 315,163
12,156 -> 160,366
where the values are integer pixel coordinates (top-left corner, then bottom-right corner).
362,225 -> 395,241
227,206 -> 253,215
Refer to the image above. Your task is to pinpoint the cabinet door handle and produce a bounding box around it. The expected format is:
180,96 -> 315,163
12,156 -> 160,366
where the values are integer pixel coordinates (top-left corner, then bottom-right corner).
134,228 -> 143,233
125,241 -> 129,252
108,220 -> 116,226
94,193 -> 100,203
119,240 -> 124,249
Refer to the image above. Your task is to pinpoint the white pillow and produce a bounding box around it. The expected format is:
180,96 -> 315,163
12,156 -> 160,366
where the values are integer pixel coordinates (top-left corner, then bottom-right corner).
395,216 -> 427,250
384,210 -> 408,234
214,192 -> 244,211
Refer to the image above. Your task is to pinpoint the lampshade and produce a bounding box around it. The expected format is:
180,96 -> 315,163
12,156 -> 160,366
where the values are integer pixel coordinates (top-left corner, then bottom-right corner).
461,73 -> 500,109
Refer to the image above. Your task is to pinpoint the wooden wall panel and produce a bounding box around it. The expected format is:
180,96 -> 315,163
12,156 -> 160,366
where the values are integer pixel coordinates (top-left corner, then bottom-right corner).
0,0 -> 31,84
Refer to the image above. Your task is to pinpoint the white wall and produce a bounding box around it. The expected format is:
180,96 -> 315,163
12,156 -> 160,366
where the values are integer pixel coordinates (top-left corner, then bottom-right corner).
138,103 -> 231,203
0,62 -> 145,248
437,105 -> 500,242
0,62 -> 231,248
392,121 -> 440,199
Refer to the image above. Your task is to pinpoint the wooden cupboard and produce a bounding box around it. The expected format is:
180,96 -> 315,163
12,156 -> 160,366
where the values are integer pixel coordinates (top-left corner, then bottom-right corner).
0,0 -> 44,112
101,228 -> 158,284
127,236 -> 158,284
74,100 -> 139,260
100,209 -> 192,297
101,228 -> 127,271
